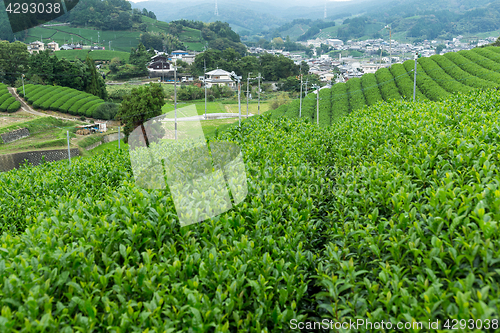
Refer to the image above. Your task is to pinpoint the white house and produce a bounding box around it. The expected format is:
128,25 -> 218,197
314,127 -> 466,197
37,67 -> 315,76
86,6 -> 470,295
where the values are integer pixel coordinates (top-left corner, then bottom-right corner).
47,41 -> 59,51
28,41 -> 44,53
204,69 -> 235,89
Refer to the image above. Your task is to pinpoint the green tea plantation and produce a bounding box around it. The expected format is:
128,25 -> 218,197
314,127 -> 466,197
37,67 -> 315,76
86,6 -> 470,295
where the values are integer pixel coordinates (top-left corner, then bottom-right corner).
18,84 -> 105,118
0,87 -> 500,332
271,46 -> 500,126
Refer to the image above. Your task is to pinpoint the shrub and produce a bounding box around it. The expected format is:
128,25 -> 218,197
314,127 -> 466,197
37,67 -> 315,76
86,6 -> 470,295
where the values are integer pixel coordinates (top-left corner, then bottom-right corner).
403,60 -> 450,101
49,92 -> 80,111
80,99 -> 104,116
32,87 -> 68,109
87,103 -> 100,117
269,92 -> 291,110
431,54 -> 493,89
0,93 -> 13,105
41,89 -> 72,110
317,87 -> 332,126
59,94 -> 88,113
389,63 -> 428,101
346,77 -> 366,113
0,96 -> 16,112
68,96 -> 98,116
330,81 -> 349,122
6,100 -> 21,113
418,57 -> 473,94
93,102 -> 119,120
445,52 -> 500,86
375,68 -> 401,101
360,73 -> 384,106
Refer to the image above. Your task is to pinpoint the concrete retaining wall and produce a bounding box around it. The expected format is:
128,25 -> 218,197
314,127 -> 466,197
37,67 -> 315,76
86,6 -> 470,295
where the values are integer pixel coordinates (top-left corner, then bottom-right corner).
0,148 -> 80,172
85,141 -> 103,151
103,132 -> 125,143
1,128 -> 30,144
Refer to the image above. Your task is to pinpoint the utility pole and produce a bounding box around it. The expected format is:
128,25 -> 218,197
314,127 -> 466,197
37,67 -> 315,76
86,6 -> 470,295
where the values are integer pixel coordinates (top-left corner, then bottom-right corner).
299,63 -> 303,117
413,52 -> 417,102
246,72 -> 252,118
21,74 -> 25,96
231,72 -> 242,125
174,60 -> 177,140
257,73 -> 262,115
109,41 -> 111,51
204,59 -> 207,120
313,84 -> 320,125
97,32 -> 99,45
386,25 -> 392,68
305,79 -> 309,96
67,131 -> 71,165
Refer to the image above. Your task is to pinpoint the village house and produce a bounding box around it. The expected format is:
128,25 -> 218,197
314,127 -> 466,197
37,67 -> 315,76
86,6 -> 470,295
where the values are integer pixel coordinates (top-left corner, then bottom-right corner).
204,69 -> 235,89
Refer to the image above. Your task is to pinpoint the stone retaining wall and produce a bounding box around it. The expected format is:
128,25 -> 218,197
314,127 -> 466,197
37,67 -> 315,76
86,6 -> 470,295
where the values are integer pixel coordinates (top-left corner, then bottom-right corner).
1,128 -> 30,144
0,148 -> 80,172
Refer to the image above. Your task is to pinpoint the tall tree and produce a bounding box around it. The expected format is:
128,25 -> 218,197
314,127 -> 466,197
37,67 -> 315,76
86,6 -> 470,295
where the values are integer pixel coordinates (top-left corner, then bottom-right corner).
116,83 -> 165,143
85,54 -> 108,100
0,41 -> 29,85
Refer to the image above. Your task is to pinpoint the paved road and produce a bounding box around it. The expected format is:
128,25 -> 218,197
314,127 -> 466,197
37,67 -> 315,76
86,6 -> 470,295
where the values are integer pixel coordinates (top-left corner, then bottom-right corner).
8,87 -> 80,122
161,113 -> 254,122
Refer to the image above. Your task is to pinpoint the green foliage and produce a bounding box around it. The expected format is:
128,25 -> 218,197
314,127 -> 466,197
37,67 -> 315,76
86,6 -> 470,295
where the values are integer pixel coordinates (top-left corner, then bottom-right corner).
6,100 -> 21,113
346,77 -> 366,113
389,63 -> 427,101
0,96 -> 15,112
360,73 -> 384,106
0,41 -> 29,85
330,82 -> 349,122
269,92 -> 291,110
430,54 -> 494,90
85,54 -> 108,100
459,49 -> 500,74
93,102 -> 119,120
445,52 -> 500,86
418,57 -> 473,94
316,88 -> 332,126
116,83 -> 165,142
403,60 -> 450,101
23,84 -> 105,116
4,89 -> 500,329
375,68 -> 401,101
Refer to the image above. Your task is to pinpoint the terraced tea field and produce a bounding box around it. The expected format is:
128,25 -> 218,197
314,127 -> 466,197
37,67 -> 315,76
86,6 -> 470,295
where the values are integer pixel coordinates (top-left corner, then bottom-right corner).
1,86 -> 500,330
271,46 -> 500,126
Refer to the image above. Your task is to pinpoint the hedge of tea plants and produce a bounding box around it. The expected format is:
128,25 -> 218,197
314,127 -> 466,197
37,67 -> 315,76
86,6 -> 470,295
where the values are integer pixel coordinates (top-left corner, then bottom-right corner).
0,84 -> 20,113
389,63 -> 427,101
445,52 -> 500,85
345,77 -> 366,113
1,88 -> 500,330
18,84 -> 105,118
403,59 -> 451,101
360,73 -> 383,106
417,57 -> 474,94
270,48 -> 500,124
375,68 -> 402,101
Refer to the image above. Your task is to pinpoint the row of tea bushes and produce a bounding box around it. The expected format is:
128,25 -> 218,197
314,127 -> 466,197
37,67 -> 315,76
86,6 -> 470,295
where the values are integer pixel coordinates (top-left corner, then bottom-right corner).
0,84 -> 20,113
18,84 -> 105,118
403,60 -> 451,101
418,57 -> 474,94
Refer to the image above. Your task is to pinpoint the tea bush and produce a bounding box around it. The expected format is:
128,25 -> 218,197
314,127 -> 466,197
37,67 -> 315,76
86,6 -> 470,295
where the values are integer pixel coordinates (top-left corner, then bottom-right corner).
403,60 -> 451,101
418,57 -> 474,94
360,73 -> 383,106
375,68 -> 401,101
330,82 -> 349,122
431,54 -> 494,89
445,52 -> 500,85
345,77 -> 366,113
0,96 -> 16,112
389,63 -> 427,101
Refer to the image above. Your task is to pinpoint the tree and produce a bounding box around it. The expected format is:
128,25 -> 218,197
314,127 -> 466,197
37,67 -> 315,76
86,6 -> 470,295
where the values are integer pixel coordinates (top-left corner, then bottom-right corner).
85,54 -> 108,100
0,41 -> 29,85
116,83 -> 165,144
435,44 -> 445,54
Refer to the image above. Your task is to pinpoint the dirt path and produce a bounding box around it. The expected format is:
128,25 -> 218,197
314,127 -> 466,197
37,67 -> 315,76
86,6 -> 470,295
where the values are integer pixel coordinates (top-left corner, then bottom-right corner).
8,87 -> 79,122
